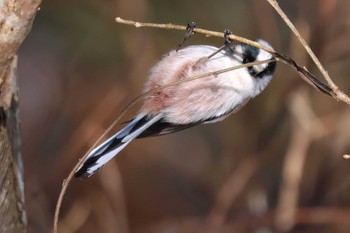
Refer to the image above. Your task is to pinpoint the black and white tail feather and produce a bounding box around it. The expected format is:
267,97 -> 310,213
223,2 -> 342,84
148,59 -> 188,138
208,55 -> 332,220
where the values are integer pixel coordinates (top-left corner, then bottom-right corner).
75,114 -> 162,178
75,114 -> 206,178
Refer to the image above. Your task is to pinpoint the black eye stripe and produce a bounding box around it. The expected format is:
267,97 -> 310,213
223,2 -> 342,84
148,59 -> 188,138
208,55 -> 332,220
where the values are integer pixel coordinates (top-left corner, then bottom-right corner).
240,43 -> 276,79
226,42 -> 276,79
242,44 -> 259,63
251,61 -> 276,79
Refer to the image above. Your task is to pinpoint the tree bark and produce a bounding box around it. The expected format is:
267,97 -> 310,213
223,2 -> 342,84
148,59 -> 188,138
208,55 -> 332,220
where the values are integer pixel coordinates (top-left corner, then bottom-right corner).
0,1 -> 41,232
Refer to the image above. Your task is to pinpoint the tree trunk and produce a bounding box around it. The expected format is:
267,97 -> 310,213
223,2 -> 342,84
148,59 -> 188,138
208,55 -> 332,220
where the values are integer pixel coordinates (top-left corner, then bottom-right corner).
0,1 -> 41,232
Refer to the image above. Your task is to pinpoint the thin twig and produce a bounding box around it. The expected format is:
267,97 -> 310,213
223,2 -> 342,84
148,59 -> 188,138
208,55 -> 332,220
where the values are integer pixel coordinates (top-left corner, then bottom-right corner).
115,17 -> 275,54
265,0 -> 350,105
266,0 -> 335,88
115,17 -> 350,105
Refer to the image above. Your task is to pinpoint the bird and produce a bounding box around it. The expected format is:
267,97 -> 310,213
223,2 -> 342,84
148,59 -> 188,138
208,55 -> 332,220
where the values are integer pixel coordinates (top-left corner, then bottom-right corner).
75,39 -> 277,179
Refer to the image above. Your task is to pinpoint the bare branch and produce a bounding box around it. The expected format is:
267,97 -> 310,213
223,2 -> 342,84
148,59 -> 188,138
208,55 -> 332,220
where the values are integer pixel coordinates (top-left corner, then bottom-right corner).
115,17 -> 275,54
275,91 -> 313,232
265,0 -> 350,104
115,17 -> 350,105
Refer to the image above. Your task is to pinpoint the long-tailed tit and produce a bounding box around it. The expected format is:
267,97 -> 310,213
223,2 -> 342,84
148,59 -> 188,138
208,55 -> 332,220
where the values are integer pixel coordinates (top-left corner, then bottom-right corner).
75,39 -> 276,178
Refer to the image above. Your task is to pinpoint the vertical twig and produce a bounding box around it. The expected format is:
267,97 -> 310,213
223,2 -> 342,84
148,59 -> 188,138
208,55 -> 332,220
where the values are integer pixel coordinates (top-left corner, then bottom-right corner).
205,157 -> 259,233
274,98 -> 310,231
275,90 -> 325,231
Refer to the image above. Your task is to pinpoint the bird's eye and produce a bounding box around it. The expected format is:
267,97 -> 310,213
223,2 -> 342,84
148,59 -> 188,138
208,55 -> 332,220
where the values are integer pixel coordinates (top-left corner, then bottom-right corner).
242,52 -> 256,64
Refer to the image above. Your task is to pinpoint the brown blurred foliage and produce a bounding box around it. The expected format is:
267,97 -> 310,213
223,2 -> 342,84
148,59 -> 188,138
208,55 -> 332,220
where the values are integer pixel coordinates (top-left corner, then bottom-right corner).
19,0 -> 350,232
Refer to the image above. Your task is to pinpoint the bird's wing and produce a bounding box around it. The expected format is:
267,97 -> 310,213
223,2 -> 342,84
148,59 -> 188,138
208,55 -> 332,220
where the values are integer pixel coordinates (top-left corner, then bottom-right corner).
137,98 -> 250,138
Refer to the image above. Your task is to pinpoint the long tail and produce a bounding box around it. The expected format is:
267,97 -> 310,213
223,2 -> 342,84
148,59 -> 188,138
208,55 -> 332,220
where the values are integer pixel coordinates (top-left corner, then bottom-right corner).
75,114 -> 162,179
